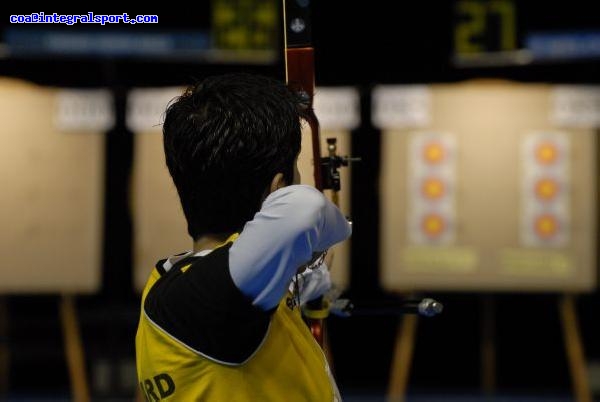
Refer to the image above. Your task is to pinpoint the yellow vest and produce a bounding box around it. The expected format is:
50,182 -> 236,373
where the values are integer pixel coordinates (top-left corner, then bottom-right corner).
136,262 -> 339,401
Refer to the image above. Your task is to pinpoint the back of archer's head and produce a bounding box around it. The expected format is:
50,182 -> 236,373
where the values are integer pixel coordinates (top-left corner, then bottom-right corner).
163,73 -> 303,240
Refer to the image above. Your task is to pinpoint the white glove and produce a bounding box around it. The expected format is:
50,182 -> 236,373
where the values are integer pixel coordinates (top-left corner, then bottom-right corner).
290,263 -> 332,306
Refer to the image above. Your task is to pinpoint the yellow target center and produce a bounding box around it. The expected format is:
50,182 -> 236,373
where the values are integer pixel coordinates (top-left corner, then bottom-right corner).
535,178 -> 558,201
423,142 -> 445,164
534,215 -> 558,239
422,214 -> 445,238
422,178 -> 445,199
535,143 -> 558,165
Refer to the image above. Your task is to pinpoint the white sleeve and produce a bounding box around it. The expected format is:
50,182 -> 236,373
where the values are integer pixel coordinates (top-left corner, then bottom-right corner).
228,185 -> 351,310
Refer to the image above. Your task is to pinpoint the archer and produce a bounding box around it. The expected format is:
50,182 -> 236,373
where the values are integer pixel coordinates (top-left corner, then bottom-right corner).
135,73 -> 351,401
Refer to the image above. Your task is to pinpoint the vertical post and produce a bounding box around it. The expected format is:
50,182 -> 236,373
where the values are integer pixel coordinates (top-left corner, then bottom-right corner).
558,294 -> 592,402
481,295 -> 496,394
59,294 -> 91,402
387,311 -> 418,402
0,297 -> 9,397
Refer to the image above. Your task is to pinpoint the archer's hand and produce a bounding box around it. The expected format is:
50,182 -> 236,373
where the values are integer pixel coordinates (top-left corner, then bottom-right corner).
294,263 -> 332,305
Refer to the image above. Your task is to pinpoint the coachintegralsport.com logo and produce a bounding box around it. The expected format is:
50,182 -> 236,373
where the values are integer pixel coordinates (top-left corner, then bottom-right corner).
9,13 -> 158,25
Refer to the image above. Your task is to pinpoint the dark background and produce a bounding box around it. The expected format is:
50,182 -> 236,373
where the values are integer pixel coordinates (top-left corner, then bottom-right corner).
1,1 -> 599,399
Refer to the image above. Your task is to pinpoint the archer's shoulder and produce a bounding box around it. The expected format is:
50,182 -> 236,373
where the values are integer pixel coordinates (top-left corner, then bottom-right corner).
263,185 -> 327,208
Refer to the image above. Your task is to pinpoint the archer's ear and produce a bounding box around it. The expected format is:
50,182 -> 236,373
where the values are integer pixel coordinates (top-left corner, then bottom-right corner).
269,173 -> 286,194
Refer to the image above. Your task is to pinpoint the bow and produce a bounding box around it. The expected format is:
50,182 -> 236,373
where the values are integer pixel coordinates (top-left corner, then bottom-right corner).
282,0 -> 329,347
282,2 -> 437,356
282,0 -> 361,349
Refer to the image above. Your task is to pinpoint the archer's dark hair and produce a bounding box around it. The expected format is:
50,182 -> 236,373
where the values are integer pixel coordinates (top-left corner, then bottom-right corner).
163,73 -> 303,240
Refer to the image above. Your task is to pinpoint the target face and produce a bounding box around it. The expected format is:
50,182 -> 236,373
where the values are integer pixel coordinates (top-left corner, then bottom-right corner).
521,132 -> 570,248
409,133 -> 456,245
